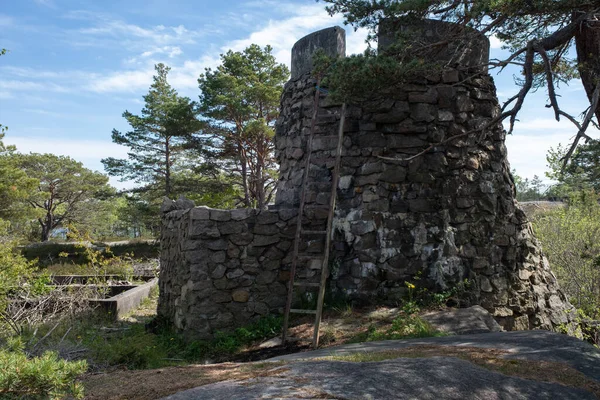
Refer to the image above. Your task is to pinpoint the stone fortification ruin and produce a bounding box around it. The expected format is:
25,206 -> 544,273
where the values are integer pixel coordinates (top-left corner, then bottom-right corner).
158,21 -> 575,340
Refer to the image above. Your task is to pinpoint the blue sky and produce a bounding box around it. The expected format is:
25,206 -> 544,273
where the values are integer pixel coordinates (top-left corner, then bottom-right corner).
0,0 -> 592,190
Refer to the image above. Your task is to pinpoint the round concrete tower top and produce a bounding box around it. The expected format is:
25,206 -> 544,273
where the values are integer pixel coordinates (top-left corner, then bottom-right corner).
291,26 -> 346,80
378,18 -> 490,72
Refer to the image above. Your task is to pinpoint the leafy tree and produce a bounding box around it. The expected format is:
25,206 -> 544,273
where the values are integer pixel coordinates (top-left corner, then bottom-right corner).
512,170 -> 546,201
546,143 -> 596,198
0,135 -> 38,226
320,0 -> 600,165
16,153 -> 111,242
198,44 -> 289,209
103,63 -> 214,199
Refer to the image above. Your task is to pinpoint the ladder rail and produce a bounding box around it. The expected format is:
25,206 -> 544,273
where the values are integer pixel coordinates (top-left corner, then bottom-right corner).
282,79 -> 322,344
313,103 -> 346,348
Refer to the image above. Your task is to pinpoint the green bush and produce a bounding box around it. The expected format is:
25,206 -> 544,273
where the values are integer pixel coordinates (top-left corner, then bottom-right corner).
0,237 -> 38,313
85,314 -> 282,370
22,240 -> 159,267
106,241 -> 159,259
21,242 -> 89,266
0,339 -> 87,399
533,191 -> 600,319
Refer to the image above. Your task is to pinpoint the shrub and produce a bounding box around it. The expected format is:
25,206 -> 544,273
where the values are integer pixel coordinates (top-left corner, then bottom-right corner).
0,339 -> 87,399
0,233 -> 39,313
533,191 -> 600,319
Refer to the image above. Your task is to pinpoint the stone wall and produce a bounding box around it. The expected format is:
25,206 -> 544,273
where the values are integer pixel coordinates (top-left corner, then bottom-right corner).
274,23 -> 575,331
159,200 -> 326,339
158,22 -> 576,339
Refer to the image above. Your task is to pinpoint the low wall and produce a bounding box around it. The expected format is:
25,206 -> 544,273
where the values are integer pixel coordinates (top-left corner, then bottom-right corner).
158,202 -> 303,339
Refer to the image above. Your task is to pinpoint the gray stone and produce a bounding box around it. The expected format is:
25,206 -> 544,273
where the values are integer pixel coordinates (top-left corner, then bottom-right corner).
190,207 -> 210,220
211,264 -> 227,279
175,196 -> 195,210
160,197 -> 176,213
210,209 -> 231,222
410,103 -> 436,122
252,234 -> 280,247
226,268 -> 244,279
291,26 -> 345,80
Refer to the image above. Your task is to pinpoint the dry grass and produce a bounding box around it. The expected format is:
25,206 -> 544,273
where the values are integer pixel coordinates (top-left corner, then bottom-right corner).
322,345 -> 600,398
82,361 -> 287,399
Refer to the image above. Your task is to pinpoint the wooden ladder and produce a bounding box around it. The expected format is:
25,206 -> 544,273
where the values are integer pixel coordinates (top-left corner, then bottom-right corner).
282,80 -> 346,349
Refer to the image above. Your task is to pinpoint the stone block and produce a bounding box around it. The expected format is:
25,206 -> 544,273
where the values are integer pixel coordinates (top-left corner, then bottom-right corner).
252,234 -> 280,247
408,88 -> 438,104
210,209 -> 231,222
232,290 -> 250,303
190,207 -> 210,220
410,103 -> 436,122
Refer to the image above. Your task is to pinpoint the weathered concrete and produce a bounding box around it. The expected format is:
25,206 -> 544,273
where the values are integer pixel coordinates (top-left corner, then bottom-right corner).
90,278 -> 157,320
291,26 -> 345,80
378,18 -> 490,71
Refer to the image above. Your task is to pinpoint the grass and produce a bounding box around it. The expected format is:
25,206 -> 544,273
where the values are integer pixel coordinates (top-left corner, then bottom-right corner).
17,288 -> 282,371
348,312 -> 445,343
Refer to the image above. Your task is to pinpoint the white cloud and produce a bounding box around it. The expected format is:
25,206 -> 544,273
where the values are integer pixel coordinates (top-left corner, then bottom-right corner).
489,34 -> 502,49
509,117 -> 575,131
86,69 -> 155,93
140,46 -> 183,59
0,79 -> 71,93
77,20 -> 201,46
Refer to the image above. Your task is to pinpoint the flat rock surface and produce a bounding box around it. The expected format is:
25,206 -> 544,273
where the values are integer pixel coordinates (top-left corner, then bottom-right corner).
163,331 -> 600,400
421,305 -> 503,334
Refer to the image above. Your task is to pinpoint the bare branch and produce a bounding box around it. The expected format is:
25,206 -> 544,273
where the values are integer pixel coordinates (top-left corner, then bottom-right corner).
534,43 -> 560,121
561,84 -> 600,170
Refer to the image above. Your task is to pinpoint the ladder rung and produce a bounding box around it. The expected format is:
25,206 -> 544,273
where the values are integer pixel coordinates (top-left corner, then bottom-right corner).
293,282 -> 321,287
302,230 -> 327,235
290,309 -> 317,314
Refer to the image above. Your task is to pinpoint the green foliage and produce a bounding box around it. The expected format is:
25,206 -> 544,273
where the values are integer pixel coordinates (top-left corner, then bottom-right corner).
0,231 -> 38,312
103,64 -> 220,202
318,0 -> 596,134
351,308 -> 443,343
512,170 -> 547,201
0,339 -> 87,399
15,152 -> 112,242
547,141 -> 600,198
533,193 -> 600,319
0,135 -> 38,227
87,315 -> 282,369
198,44 -> 289,208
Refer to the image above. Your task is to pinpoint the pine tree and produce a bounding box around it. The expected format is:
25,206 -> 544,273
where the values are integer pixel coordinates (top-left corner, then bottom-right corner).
103,63 -> 213,199
198,45 -> 289,209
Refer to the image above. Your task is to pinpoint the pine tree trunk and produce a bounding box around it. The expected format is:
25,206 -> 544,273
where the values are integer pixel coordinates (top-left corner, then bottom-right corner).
575,14 -> 600,121
40,213 -> 52,242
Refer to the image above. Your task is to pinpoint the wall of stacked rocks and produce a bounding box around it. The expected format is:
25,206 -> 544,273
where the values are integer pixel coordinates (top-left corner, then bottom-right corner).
158,198 -> 326,339
274,24 -> 576,331
159,22 -> 576,339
